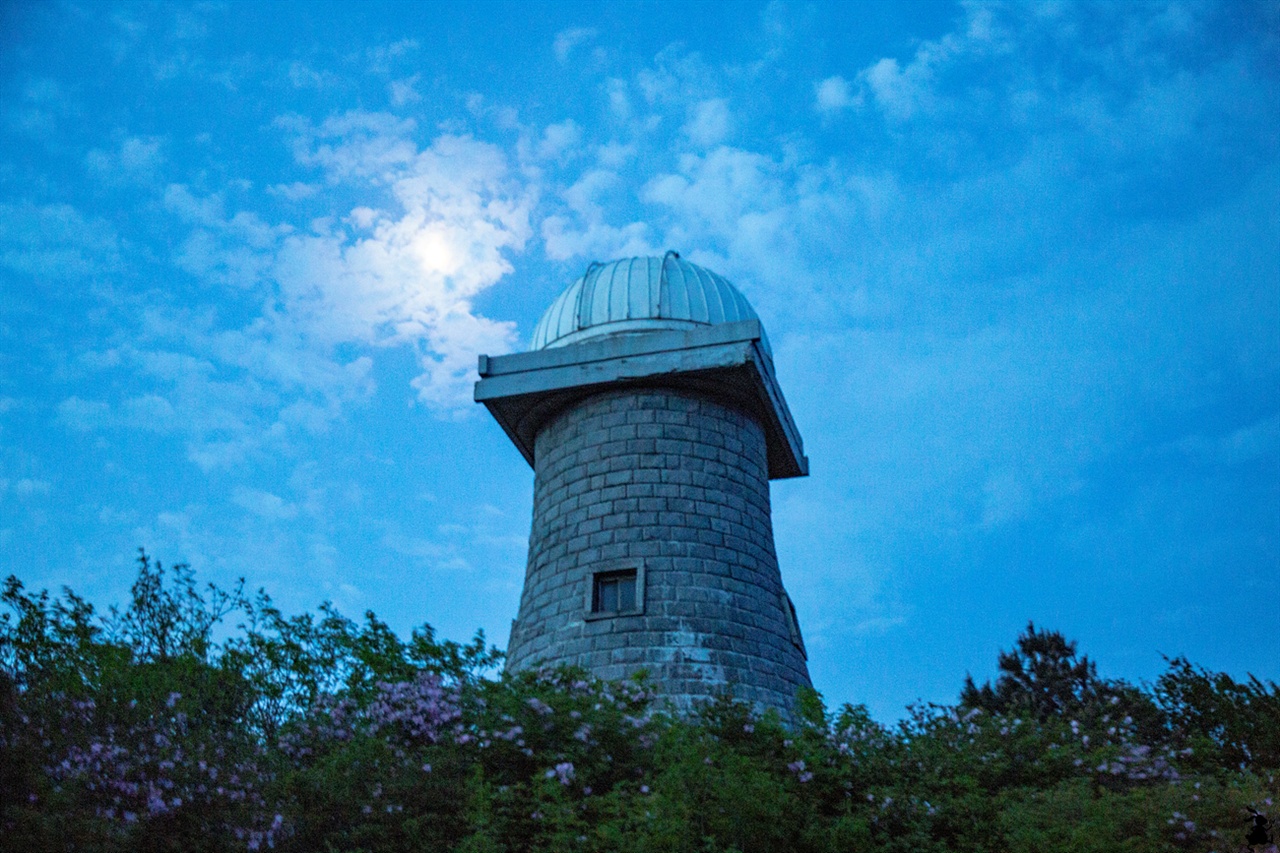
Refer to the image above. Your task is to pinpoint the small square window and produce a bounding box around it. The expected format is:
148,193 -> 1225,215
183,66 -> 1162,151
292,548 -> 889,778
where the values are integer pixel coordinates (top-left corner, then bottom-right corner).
593,569 -> 638,614
583,563 -> 645,620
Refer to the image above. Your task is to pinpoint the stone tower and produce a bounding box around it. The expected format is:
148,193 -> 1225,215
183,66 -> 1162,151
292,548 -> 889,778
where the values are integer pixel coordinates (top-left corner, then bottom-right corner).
475,253 -> 811,716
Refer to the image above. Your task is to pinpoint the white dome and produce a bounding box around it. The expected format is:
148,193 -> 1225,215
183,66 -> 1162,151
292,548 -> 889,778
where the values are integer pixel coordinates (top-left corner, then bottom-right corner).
531,252 -> 764,351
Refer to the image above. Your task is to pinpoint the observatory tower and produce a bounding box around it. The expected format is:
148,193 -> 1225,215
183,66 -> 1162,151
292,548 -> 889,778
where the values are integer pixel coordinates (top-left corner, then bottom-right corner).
475,253 -> 811,716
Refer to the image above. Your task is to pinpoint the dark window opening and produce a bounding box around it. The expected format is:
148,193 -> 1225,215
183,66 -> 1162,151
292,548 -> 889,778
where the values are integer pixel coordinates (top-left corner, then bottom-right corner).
782,591 -> 807,659
593,570 -> 638,614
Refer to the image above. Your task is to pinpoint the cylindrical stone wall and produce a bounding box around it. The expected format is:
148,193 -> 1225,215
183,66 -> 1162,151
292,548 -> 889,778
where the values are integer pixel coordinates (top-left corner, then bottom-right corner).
505,386 -> 811,716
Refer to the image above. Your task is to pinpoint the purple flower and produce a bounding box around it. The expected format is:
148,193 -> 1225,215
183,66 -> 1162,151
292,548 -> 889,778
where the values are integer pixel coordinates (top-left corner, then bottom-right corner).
550,762 -> 575,785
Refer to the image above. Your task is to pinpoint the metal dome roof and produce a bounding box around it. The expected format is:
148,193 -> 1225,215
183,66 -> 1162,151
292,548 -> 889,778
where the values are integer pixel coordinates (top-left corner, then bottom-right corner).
531,252 -> 763,351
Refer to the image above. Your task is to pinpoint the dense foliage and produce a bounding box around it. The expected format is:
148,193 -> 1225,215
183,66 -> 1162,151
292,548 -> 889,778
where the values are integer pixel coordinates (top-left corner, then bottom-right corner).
2,552 -> 1276,852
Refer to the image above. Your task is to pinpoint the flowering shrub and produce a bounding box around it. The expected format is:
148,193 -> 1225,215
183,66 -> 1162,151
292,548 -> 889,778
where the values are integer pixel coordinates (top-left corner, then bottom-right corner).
2,554 -> 1277,853
40,690 -> 281,850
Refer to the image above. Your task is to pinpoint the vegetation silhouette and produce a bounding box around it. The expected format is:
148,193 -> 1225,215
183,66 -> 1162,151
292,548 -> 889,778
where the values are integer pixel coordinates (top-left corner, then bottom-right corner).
2,551 -> 1276,852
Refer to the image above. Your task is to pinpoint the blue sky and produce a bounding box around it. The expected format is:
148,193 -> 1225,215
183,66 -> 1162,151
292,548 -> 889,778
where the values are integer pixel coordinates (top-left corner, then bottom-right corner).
1,0 -> 1277,721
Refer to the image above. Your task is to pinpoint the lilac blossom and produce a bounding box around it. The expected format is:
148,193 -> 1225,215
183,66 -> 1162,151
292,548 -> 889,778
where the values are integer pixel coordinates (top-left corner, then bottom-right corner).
545,761 -> 575,785
38,690 -> 283,849
366,672 -> 462,745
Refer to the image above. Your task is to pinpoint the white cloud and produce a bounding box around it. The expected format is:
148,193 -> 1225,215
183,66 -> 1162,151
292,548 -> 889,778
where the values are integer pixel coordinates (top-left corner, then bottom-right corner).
121,394 -> 179,431
852,4 -> 1010,123
98,505 -> 134,526
288,61 -> 339,90
814,75 -> 857,115
3,478 -> 52,497
596,141 -> 633,168
536,120 -> 582,161
605,78 -> 631,121
86,135 -> 165,183
163,184 -> 226,226
860,57 -> 926,122
273,121 -> 534,409
683,98 -> 733,148
232,486 -> 298,520
1167,414 -> 1280,467
642,146 -> 786,239
366,39 -> 420,74
267,181 -> 319,200
7,76 -> 69,137
553,27 -> 597,64
57,397 -> 113,432
561,168 -> 618,217
120,136 -> 164,171
541,216 -> 654,263
0,203 -> 121,280
280,111 -> 418,180
541,169 -> 656,261
389,75 -> 422,107
163,185 -> 282,290
105,114 -> 532,452
380,505 -> 526,574
118,310 -> 376,468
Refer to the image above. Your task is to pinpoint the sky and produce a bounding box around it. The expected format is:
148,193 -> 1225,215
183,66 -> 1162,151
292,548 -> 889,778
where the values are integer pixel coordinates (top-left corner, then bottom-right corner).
1,0 -> 1277,722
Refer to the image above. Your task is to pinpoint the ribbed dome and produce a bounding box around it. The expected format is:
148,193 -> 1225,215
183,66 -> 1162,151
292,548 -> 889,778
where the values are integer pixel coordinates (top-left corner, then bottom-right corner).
531,252 -> 763,351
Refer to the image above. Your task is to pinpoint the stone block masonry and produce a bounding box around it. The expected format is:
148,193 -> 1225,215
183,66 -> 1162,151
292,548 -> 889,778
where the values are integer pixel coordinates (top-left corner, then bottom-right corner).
505,387 -> 812,716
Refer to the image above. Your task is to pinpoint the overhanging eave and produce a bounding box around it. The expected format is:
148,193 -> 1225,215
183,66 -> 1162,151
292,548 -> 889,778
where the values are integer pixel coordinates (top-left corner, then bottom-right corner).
474,320 -> 808,479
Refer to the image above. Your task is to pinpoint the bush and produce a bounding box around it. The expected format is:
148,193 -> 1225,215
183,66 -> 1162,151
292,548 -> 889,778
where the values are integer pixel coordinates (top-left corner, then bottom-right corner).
2,553 -> 1277,853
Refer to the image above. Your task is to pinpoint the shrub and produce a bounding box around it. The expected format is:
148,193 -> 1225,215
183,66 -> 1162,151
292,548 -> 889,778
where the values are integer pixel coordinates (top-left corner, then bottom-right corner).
2,554 -> 1276,853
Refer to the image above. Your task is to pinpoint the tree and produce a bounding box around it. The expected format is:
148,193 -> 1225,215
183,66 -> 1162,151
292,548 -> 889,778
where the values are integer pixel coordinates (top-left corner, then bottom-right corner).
960,622 -> 1164,743
961,622 -> 1108,719
1155,656 -> 1280,770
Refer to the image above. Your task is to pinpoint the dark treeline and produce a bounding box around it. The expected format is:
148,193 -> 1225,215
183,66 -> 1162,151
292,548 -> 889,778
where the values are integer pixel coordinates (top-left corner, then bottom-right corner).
1,552 -> 1277,852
